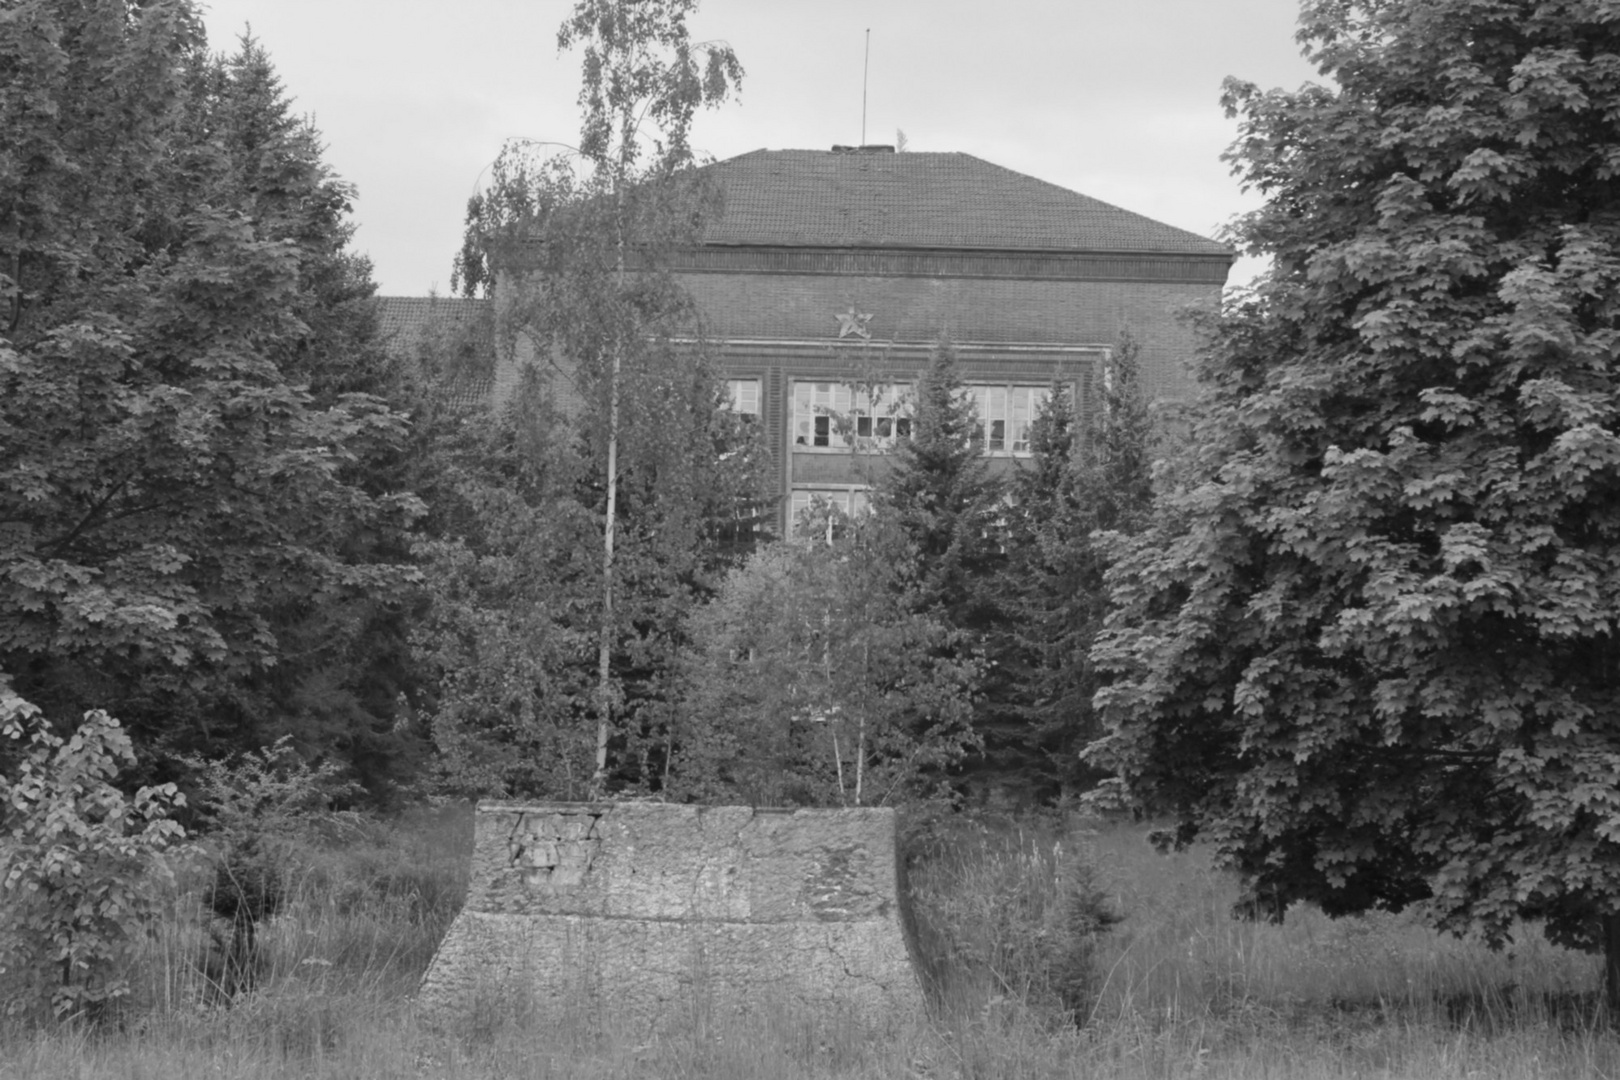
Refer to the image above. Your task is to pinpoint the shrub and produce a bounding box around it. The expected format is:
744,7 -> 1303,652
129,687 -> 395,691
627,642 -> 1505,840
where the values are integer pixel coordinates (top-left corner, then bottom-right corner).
904,810 -> 1122,1028
183,738 -> 356,1000
0,684 -> 186,1020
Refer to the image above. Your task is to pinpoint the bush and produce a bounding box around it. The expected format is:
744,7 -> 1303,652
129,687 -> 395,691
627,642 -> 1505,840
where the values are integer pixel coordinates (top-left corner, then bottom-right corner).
904,809 -> 1122,1028
0,684 -> 186,1020
183,739 -> 356,1000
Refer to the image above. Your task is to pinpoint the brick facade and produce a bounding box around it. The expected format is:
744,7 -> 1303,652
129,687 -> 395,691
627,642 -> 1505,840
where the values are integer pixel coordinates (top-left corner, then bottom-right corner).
682,270 -> 1217,398
475,147 -> 1232,534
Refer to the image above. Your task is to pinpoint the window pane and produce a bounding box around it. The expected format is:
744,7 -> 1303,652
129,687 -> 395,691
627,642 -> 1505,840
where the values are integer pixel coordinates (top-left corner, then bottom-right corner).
727,378 -> 760,415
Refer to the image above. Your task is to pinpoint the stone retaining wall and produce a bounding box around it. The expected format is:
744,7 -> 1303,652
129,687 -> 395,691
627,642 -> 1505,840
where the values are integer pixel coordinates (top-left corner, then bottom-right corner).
418,801 -> 924,1030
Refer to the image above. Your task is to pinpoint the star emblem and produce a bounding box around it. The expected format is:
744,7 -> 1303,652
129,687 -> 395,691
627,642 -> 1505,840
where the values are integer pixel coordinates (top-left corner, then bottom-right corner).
835,306 -> 873,340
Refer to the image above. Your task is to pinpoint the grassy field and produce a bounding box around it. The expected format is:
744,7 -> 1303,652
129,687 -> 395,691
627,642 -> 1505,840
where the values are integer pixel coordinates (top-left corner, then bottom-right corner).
1,803 -> 1616,1079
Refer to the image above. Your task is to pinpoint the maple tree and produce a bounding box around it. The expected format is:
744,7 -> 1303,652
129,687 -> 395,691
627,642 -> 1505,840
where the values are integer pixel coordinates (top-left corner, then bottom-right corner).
1088,0 -> 1620,1005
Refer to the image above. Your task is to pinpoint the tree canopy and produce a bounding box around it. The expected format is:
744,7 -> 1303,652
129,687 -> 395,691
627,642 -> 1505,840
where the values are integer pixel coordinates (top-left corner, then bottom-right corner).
414,0 -> 764,799
1088,0 -> 1620,1003
675,511 -> 980,807
0,1 -> 420,790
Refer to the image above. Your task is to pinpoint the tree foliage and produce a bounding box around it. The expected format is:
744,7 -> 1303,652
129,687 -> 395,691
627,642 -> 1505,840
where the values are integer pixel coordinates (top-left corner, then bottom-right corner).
1088,0 -> 1620,1003
996,330 -> 1156,800
877,342 -> 1004,623
409,371 -> 603,799
421,0 -> 758,797
675,513 -> 980,807
0,3 -> 421,787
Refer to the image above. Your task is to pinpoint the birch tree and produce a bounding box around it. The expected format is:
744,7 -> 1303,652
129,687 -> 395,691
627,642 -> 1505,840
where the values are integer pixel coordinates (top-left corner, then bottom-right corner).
441,0 -> 753,796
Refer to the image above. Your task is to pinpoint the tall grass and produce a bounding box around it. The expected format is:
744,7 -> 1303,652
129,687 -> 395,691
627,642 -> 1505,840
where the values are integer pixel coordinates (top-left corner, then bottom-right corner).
2,805 -> 1616,1080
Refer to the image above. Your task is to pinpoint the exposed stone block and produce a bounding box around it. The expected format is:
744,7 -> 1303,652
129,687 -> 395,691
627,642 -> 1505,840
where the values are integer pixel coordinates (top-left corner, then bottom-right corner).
418,801 -> 924,1032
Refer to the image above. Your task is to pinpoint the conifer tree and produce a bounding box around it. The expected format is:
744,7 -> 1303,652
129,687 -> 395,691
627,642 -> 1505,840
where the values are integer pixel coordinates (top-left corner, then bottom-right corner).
863,342 -> 1007,798
877,341 -> 1004,623
998,330 -> 1156,799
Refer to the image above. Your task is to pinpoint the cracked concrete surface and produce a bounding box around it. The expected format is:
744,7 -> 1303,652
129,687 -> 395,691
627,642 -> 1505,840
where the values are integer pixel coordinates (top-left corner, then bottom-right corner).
418,802 -> 925,1031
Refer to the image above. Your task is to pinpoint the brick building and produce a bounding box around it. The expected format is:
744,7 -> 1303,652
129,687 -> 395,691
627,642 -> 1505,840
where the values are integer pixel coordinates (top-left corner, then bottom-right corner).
388,146 -> 1232,533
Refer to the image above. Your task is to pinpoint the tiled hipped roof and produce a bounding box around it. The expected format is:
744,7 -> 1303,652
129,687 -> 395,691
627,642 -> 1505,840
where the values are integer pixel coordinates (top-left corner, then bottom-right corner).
374,295 -> 495,407
374,296 -> 488,353
703,150 -> 1232,256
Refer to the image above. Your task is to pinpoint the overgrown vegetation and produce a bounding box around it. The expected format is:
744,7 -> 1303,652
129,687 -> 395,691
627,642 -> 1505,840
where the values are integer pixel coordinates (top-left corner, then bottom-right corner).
9,0 -> 1620,1056
1,810 -> 1613,1079
0,686 -> 186,1021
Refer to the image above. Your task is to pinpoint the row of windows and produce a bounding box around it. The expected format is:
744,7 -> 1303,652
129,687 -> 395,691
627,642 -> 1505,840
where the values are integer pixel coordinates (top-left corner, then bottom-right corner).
727,379 -> 1054,457
792,382 -> 913,450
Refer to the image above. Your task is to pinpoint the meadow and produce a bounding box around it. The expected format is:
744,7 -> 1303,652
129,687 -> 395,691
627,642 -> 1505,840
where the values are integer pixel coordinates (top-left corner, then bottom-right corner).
1,803 -> 1615,1080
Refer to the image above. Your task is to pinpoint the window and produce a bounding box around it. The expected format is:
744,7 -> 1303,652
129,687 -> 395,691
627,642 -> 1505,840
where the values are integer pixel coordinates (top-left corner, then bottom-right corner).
789,486 -> 871,538
964,384 -> 1049,455
790,486 -> 870,521
726,378 -> 761,416
791,382 -> 911,450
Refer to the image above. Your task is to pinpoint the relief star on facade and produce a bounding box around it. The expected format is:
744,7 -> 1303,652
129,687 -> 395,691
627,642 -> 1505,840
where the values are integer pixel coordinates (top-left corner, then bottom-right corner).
834,306 -> 873,340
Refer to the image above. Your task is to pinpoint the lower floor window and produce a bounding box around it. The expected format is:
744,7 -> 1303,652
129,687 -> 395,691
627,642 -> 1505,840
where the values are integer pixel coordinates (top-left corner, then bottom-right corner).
789,486 -> 871,537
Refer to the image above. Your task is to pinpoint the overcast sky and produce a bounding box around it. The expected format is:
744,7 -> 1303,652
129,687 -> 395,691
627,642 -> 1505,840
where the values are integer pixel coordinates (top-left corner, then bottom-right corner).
197,0 -> 1324,297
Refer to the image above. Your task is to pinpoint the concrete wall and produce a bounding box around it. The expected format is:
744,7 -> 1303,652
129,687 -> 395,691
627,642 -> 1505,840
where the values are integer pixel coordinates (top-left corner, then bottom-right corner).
418,801 -> 925,1031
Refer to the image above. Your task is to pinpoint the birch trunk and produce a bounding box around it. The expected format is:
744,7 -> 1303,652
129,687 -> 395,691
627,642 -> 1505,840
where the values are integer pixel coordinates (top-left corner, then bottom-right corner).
590,179 -> 628,797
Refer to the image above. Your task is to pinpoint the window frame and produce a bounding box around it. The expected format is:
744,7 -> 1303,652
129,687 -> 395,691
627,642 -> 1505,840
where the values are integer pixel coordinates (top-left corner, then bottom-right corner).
791,381 -> 913,452
788,485 -> 872,539
726,377 -> 762,417
963,383 -> 1051,456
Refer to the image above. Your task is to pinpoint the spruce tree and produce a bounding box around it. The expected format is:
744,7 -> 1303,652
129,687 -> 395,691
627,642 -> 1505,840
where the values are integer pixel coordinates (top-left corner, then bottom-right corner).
999,330 -> 1155,800
877,341 -> 1004,623
867,341 -> 1006,798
